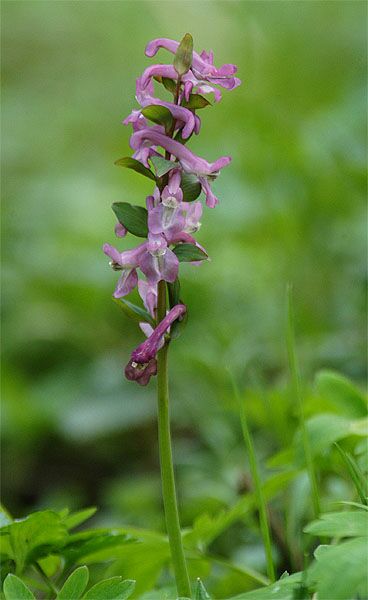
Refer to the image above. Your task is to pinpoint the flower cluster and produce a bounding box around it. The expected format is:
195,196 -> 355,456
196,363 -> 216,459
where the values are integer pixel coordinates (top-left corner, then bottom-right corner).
104,34 -> 240,384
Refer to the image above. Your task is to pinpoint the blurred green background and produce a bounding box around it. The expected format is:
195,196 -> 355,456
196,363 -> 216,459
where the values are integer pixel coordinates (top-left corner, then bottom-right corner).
1,0 -> 366,550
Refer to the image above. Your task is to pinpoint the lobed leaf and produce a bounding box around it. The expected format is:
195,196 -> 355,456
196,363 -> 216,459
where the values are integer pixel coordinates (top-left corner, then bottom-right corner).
114,157 -> 156,182
112,202 -> 148,238
304,510 -> 368,538
309,537 -> 367,600
0,511 -> 67,574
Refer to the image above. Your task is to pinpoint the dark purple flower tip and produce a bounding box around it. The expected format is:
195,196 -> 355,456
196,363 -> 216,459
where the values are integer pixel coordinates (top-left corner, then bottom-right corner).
125,357 -> 157,386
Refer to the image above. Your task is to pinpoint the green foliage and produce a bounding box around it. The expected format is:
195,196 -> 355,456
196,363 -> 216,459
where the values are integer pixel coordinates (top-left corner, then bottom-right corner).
304,510 -> 368,537
141,105 -> 174,134
114,158 -> 156,181
3,575 -> 35,600
173,244 -> 208,262
315,370 -> 368,418
182,95 -> 211,110
195,578 -> 212,599
180,173 -> 202,201
161,77 -> 177,94
113,298 -> 155,326
112,202 -> 148,238
150,155 -> 179,178
174,33 -> 193,76
0,510 -> 67,574
83,577 -> 135,600
1,2 -> 367,599
56,566 -> 89,599
309,538 -> 367,600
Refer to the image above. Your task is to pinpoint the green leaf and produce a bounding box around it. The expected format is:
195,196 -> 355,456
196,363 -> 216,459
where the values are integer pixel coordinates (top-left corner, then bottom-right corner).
63,508 -> 97,531
162,77 -> 177,94
174,33 -> 193,76
294,413 -> 368,463
113,298 -> 155,326
150,156 -> 178,178
114,157 -> 156,182
181,173 -> 202,201
227,573 -> 303,600
184,470 -> 299,549
62,529 -> 132,568
57,566 -> 89,600
304,510 -> 368,537
182,95 -> 211,110
83,577 -> 135,600
195,578 -> 212,600
0,511 -> 67,574
315,370 -> 368,418
3,574 -> 36,600
141,105 -> 173,133
173,243 -> 208,262
112,202 -> 148,238
309,537 -> 367,600
102,538 -> 170,597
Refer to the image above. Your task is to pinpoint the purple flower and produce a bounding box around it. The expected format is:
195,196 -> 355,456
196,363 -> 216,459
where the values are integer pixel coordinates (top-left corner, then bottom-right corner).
140,234 -> 179,284
130,128 -> 231,207
125,357 -> 157,386
104,235 -> 179,296
145,38 -> 241,91
138,279 -> 157,318
115,222 -> 127,238
103,242 -> 146,298
125,303 -> 186,385
127,78 -> 197,139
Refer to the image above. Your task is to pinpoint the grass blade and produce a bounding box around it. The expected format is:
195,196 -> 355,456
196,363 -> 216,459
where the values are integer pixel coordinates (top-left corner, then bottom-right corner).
229,372 -> 275,582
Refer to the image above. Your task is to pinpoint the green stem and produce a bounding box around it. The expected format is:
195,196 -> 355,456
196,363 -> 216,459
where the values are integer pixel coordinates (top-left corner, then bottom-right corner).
34,563 -> 59,597
230,374 -> 275,582
156,280 -> 191,598
286,284 -> 321,518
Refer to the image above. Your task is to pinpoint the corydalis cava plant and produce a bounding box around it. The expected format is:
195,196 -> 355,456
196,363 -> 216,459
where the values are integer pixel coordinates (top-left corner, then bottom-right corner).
103,34 -> 240,597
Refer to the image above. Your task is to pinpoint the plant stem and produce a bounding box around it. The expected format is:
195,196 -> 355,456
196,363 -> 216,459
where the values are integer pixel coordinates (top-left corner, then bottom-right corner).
34,563 -> 59,597
230,374 -> 276,582
286,284 -> 321,518
156,280 -> 191,598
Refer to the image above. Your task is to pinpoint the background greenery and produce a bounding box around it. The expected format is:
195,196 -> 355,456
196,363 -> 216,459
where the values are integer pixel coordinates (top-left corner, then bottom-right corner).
1,0 -> 366,596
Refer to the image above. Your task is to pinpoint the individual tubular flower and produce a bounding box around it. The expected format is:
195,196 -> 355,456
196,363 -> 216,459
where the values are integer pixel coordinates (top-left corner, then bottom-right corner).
128,78 -> 197,139
145,38 -> 241,91
125,303 -> 186,385
140,234 -> 179,284
103,242 -> 146,298
130,128 -> 231,207
104,235 -> 179,297
139,64 -> 223,103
